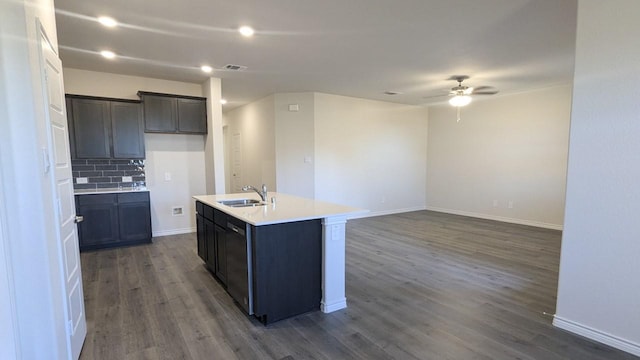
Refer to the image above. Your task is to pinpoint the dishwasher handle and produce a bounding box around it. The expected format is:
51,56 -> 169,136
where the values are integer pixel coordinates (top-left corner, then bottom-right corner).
227,222 -> 245,236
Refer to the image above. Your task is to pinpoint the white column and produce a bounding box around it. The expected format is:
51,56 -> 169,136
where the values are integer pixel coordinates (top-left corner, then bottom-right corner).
202,77 -> 225,194
320,215 -> 348,313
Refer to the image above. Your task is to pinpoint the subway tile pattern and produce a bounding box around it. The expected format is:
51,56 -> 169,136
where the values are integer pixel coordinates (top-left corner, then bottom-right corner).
72,159 -> 145,190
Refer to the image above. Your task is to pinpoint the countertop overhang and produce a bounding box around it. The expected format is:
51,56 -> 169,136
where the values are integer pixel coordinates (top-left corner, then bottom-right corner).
193,192 -> 367,226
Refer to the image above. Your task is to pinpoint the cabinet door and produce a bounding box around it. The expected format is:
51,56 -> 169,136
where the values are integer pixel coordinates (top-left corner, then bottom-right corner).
111,102 -> 145,159
117,192 -> 151,242
196,214 -> 207,262
142,95 -> 177,132
118,202 -> 151,242
214,224 -> 227,284
71,98 -> 111,158
76,195 -> 119,249
205,218 -> 217,270
177,98 -> 207,134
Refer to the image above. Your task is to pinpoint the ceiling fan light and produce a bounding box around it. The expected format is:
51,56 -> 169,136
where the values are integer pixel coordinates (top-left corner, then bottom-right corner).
449,95 -> 472,107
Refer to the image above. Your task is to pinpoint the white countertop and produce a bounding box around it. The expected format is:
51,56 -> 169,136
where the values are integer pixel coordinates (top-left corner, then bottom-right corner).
193,192 -> 367,226
74,187 -> 149,195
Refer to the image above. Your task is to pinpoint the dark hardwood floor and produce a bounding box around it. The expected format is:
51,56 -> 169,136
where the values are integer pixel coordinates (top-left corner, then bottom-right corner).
79,210 -> 638,360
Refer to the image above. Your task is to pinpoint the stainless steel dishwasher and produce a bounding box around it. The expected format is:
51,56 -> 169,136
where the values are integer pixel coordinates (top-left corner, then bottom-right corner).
225,218 -> 253,315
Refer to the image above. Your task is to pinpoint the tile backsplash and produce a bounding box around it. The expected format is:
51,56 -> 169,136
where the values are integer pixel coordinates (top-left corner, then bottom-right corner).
72,159 -> 145,190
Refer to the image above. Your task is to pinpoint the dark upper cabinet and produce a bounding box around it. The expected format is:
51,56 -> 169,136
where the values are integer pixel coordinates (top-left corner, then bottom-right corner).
66,95 -> 145,159
141,94 -> 177,133
177,98 -> 207,133
138,91 -> 207,134
111,102 -> 145,158
66,97 -> 76,159
71,98 -> 111,159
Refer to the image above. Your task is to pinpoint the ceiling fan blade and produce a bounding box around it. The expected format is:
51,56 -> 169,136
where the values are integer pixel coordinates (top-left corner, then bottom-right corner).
473,90 -> 499,95
472,86 -> 498,95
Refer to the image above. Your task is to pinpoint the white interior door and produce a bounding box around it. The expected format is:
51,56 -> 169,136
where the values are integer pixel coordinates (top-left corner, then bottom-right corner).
39,24 -> 87,359
231,132 -> 243,192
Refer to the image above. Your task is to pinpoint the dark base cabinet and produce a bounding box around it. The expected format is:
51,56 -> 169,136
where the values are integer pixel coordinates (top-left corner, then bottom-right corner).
195,202 -> 227,285
195,201 -> 322,325
77,192 -> 152,251
252,220 -> 322,325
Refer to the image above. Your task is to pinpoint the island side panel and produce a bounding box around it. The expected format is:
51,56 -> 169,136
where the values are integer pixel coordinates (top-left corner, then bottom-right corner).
252,219 -> 322,324
321,215 -> 348,313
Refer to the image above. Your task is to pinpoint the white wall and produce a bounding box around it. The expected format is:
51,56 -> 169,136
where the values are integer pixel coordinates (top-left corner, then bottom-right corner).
274,93 -> 315,198
224,95 -> 277,192
144,134 -> 206,235
314,93 -> 428,214
0,0 -> 71,357
63,68 -> 202,100
554,1 -> 640,356
63,69 -> 207,236
426,85 -> 572,229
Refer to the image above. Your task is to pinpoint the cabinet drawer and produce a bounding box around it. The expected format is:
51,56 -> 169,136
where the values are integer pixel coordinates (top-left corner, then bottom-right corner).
196,201 -> 203,215
76,193 -> 116,205
202,204 -> 214,221
118,191 -> 149,204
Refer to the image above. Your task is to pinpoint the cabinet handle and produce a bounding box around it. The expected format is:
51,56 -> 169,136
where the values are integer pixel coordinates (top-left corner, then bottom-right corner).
74,215 -> 84,223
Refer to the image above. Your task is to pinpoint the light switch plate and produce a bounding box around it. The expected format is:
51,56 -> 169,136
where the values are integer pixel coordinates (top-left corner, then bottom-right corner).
122,176 -> 132,182
76,177 -> 88,184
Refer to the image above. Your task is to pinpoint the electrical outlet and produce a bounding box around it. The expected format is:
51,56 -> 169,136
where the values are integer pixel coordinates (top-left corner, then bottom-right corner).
508,201 -> 514,209
172,206 -> 184,216
122,176 -> 132,182
164,172 -> 172,181
76,177 -> 88,184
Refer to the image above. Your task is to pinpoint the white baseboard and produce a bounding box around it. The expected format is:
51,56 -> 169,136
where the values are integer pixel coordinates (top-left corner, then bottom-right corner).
152,227 -> 195,238
348,206 -> 427,220
553,316 -> 640,357
424,206 -> 563,230
321,298 -> 347,313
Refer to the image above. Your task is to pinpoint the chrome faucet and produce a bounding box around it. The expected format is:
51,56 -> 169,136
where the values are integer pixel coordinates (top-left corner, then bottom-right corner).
242,184 -> 267,202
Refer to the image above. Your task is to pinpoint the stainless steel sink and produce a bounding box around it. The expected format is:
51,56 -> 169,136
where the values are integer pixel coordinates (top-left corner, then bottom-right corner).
218,199 -> 266,208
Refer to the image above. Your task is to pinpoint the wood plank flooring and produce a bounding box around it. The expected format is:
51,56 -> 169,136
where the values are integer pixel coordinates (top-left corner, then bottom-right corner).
79,210 -> 639,360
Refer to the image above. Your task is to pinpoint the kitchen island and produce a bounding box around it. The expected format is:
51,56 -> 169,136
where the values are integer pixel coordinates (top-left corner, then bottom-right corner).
193,192 -> 365,324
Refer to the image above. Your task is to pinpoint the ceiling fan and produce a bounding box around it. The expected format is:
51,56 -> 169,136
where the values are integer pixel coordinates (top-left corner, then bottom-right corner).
425,75 -> 499,121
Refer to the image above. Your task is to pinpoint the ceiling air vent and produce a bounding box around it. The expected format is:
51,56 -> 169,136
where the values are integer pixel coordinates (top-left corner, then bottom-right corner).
223,64 -> 247,71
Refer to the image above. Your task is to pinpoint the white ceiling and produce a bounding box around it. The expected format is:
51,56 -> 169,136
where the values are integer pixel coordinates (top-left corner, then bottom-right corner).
54,0 -> 578,111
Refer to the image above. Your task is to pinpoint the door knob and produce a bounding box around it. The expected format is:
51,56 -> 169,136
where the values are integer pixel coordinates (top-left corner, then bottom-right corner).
74,215 -> 84,223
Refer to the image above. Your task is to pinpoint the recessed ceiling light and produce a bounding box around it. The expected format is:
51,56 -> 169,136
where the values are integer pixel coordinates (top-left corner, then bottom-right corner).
100,50 -> 116,59
98,16 -> 118,28
238,26 -> 255,37
201,65 -> 213,73
220,99 -> 228,105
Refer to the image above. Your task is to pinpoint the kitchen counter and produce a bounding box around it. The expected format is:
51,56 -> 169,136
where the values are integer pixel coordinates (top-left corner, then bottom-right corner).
74,187 -> 148,195
193,192 -> 366,226
193,192 -> 367,314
